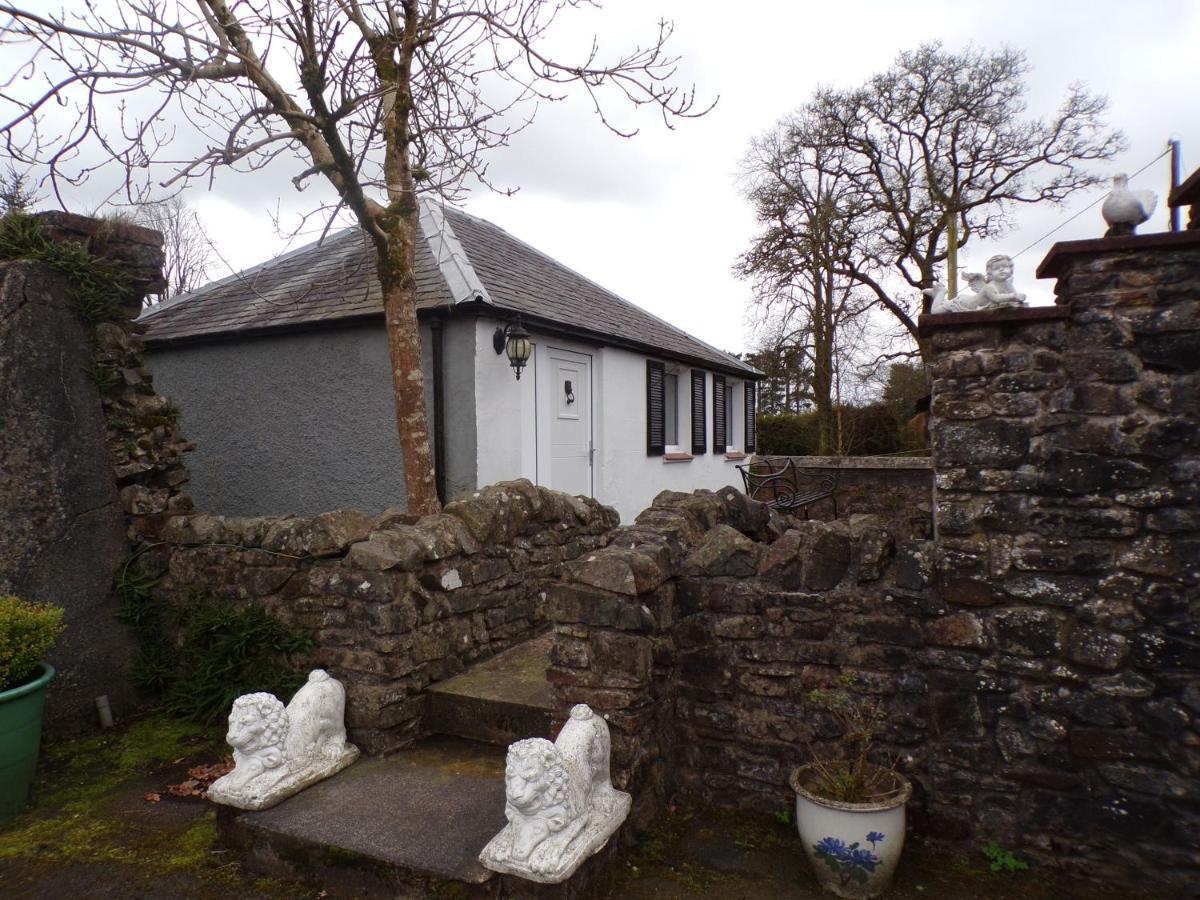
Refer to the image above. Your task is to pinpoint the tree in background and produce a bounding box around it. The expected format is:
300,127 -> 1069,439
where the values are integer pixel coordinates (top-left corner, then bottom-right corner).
0,167 -> 39,216
737,111 -> 875,453
137,197 -> 214,302
746,338 -> 812,415
0,0 -> 708,514
753,42 -> 1122,358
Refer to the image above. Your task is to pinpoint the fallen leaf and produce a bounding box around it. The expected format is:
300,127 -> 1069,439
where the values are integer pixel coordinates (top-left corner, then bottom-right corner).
144,792 -> 162,803
163,757 -> 234,798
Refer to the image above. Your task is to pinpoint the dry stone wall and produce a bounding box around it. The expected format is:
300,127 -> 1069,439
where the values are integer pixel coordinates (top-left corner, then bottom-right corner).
138,481 -> 617,754
549,233 -> 1199,893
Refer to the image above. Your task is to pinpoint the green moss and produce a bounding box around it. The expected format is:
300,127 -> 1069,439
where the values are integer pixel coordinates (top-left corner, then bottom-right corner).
0,213 -> 133,323
117,717 -> 205,772
161,814 -> 218,870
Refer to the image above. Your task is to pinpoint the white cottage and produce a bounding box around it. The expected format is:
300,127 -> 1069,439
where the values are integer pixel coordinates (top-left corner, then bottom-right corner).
141,200 -> 761,523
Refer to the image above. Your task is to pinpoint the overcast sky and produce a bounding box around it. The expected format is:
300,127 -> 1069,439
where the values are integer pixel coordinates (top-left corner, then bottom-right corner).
11,0 -> 1199,359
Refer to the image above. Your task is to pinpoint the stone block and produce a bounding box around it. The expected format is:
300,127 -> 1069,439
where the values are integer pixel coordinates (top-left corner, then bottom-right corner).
1119,535 -> 1193,577
933,419 -> 1033,468
1048,383 -> 1134,416
924,612 -> 986,648
681,524 -> 761,577
942,577 -> 996,607
1003,574 -> 1093,608
990,608 -> 1062,657
565,547 -> 667,596
1066,625 -> 1130,671
547,584 -> 656,632
1037,451 -> 1151,496
895,540 -> 936,590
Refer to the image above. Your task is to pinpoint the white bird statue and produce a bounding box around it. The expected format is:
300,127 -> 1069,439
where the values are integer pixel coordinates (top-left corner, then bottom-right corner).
1101,173 -> 1157,237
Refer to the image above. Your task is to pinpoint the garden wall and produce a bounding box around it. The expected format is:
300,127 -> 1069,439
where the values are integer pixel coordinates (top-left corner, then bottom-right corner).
754,455 -> 933,538
134,482 -> 616,755
550,231 -> 1200,892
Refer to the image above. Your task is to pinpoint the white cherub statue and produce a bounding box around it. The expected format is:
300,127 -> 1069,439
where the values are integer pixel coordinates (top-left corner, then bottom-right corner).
927,254 -> 1026,314
207,669 -> 359,811
479,704 -> 632,883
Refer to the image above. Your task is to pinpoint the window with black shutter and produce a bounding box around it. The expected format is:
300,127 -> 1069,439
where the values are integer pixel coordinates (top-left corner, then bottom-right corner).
646,360 -> 665,456
744,381 -> 757,453
712,374 -> 726,454
690,370 -> 706,455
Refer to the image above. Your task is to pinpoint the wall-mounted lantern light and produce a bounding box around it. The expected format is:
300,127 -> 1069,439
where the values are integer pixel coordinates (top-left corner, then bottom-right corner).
493,319 -> 532,380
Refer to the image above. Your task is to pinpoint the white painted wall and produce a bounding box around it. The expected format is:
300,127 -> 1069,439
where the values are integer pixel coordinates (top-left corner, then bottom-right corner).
597,344 -> 747,523
473,317 -> 537,491
470,317 -> 751,524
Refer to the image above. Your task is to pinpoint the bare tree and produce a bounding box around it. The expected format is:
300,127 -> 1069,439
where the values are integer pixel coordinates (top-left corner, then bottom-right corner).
737,112 -> 874,454
0,1 -> 708,514
137,195 -> 214,302
755,42 -> 1123,357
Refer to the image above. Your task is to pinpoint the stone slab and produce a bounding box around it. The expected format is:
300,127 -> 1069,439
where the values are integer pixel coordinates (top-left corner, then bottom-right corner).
221,737 -> 508,885
427,633 -> 558,745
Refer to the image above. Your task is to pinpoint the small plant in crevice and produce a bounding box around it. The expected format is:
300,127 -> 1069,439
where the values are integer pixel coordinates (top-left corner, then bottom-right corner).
982,840 -> 1029,873
0,212 -> 133,324
116,560 -> 313,722
84,363 -> 121,392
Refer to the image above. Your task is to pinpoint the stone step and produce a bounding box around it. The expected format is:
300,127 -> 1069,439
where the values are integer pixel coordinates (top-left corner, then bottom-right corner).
219,736 -> 505,895
217,735 -> 625,898
425,632 -> 559,746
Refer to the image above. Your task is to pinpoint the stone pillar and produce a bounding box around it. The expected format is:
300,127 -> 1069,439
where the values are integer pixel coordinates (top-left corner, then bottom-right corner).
920,230 -> 1200,884
0,213 -> 172,732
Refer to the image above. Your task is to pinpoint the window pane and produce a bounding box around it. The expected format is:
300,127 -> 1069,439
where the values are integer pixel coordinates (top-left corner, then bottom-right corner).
664,373 -> 678,445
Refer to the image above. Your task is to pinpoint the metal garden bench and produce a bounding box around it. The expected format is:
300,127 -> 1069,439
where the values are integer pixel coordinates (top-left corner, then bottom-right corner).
736,457 -> 838,519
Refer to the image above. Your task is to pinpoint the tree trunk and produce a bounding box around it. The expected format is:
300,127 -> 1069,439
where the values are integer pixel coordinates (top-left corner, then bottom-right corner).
377,213 -> 440,516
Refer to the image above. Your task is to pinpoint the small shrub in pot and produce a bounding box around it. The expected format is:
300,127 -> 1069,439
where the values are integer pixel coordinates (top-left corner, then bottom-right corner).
789,677 -> 911,899
0,596 -> 65,820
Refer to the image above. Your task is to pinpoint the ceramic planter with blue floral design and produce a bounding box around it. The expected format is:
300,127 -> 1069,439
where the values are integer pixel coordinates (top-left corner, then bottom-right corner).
790,763 -> 912,899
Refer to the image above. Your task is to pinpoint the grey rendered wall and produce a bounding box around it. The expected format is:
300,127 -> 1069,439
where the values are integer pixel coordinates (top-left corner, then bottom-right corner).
440,315 -> 478,502
147,318 -> 477,516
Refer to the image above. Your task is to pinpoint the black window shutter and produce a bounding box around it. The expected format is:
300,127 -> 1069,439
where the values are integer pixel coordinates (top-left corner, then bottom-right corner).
647,360 -> 665,456
744,381 -> 757,454
713,374 -> 726,454
690,370 -> 706,455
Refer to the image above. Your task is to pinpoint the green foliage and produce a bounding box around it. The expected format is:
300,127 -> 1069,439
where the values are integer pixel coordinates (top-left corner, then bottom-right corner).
116,559 -> 313,722
773,809 -> 791,826
0,212 -> 132,324
982,841 -> 1029,873
758,411 -> 821,456
0,595 -> 65,692
161,600 -> 314,722
758,401 -> 910,457
0,168 -> 41,217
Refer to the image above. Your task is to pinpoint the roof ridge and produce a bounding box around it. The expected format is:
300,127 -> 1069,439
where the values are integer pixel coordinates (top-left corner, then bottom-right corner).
446,205 -> 750,371
417,198 -> 491,305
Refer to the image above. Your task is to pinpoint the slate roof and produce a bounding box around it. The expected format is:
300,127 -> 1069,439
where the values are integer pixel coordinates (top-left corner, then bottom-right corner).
141,204 -> 757,377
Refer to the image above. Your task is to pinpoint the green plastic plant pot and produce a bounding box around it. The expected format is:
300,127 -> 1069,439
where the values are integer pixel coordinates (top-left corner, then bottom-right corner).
0,661 -> 55,822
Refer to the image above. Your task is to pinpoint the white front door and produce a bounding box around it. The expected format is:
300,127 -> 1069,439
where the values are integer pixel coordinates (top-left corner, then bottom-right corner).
546,347 -> 593,497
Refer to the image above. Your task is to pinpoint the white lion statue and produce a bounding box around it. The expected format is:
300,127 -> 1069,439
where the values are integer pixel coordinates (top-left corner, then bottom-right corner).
479,704 -> 632,883
207,670 -> 359,811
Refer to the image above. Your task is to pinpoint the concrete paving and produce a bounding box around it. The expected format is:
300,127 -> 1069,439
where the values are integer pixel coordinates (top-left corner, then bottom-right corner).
225,736 -> 508,885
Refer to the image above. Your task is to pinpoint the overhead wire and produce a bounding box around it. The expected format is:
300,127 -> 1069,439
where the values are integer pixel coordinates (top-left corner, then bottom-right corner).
1010,147 -> 1172,260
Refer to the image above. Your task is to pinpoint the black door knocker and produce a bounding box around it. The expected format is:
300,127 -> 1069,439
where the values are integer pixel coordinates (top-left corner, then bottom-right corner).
564,379 -> 575,404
